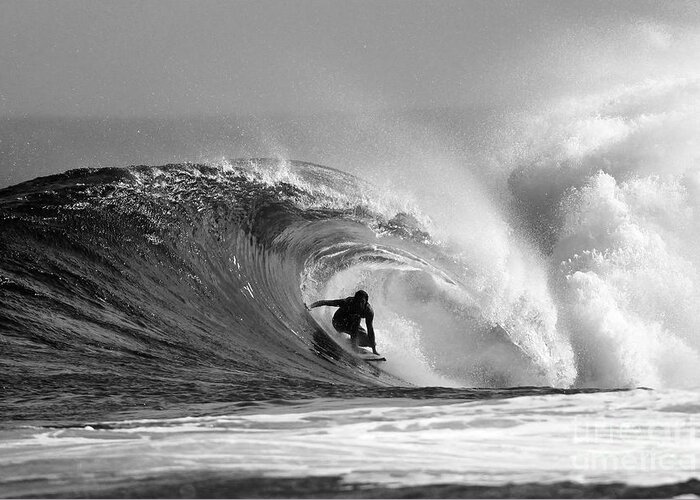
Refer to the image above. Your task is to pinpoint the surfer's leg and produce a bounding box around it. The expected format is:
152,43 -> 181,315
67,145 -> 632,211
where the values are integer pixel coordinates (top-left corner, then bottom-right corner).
333,319 -> 358,350
356,327 -> 371,347
332,318 -> 351,336
352,325 -> 371,348
333,317 -> 367,350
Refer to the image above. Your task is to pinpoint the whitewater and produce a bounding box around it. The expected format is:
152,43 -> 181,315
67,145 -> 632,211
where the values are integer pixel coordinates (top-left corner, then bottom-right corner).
3,80 -> 700,497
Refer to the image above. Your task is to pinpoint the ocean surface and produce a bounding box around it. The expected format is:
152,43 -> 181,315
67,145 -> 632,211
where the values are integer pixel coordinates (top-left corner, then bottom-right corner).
2,158 -> 700,498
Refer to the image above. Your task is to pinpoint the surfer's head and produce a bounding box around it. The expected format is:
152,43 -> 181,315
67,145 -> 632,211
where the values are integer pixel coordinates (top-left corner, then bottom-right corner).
354,290 -> 368,300
354,290 -> 369,309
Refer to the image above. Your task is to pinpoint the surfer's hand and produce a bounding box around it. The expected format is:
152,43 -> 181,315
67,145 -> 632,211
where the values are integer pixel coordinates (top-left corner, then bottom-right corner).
304,303 -> 310,311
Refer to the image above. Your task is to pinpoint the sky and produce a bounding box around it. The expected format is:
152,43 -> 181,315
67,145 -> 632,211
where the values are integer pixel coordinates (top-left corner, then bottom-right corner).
1,0 -> 699,118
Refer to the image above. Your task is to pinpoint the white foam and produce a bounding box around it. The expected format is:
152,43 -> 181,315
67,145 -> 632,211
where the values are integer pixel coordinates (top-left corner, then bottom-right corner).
3,389 -> 699,492
474,77 -> 700,389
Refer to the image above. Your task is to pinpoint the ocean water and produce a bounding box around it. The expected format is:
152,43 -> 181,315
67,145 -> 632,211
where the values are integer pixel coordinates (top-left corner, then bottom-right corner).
3,83 -> 700,497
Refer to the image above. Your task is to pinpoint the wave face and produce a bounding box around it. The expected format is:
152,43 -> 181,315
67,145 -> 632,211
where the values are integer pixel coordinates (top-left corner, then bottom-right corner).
1,159 -> 586,421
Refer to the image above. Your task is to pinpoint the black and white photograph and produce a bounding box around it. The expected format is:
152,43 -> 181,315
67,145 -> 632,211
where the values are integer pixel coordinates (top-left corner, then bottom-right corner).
2,0 -> 700,498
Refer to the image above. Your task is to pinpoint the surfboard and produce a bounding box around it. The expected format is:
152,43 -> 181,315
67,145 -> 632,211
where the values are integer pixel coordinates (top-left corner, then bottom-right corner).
361,354 -> 387,362
356,346 -> 386,362
327,333 -> 386,362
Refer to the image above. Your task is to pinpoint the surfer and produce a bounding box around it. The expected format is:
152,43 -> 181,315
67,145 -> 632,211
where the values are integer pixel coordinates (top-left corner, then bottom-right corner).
307,290 -> 379,355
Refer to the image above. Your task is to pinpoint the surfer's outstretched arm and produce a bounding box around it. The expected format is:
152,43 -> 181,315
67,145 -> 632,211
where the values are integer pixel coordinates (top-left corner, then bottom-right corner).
308,299 -> 345,308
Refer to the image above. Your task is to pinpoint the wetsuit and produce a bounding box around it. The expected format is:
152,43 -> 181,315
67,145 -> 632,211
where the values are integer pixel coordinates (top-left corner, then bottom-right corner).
309,296 -> 377,352
333,297 -> 373,341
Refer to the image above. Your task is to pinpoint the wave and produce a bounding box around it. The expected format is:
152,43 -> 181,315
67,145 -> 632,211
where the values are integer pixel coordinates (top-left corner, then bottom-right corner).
4,124 -> 699,406
0,159 -> 579,414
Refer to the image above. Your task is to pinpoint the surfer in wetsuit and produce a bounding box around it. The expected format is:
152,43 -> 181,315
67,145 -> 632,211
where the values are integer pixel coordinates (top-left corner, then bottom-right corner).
307,290 -> 379,355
